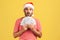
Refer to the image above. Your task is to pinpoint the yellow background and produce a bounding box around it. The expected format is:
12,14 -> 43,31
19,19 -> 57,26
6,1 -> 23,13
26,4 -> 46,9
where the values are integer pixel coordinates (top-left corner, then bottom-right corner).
0,0 -> 60,40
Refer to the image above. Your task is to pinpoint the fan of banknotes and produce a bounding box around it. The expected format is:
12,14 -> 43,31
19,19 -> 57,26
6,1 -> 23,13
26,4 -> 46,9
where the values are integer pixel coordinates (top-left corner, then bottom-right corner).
20,16 -> 36,26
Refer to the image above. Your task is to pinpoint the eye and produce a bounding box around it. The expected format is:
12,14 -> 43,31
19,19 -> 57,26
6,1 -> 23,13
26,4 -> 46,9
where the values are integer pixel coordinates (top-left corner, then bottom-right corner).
30,8 -> 33,10
30,8 -> 32,10
24,8 -> 28,10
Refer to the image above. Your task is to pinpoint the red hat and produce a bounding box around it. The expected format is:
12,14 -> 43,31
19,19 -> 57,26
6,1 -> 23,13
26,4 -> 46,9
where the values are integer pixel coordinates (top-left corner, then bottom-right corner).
26,2 -> 33,5
24,2 -> 34,9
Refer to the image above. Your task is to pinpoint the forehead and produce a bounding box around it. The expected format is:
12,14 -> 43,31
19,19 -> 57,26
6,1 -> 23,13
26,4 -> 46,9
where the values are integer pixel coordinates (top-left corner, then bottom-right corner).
24,7 -> 33,10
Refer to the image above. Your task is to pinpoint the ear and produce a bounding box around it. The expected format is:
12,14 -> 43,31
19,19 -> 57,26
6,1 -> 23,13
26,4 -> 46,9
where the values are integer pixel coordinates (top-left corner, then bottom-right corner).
23,9 -> 25,12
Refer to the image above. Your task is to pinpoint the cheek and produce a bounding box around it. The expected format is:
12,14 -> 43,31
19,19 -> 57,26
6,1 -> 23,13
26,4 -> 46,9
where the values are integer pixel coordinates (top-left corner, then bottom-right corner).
30,10 -> 33,13
31,10 -> 33,12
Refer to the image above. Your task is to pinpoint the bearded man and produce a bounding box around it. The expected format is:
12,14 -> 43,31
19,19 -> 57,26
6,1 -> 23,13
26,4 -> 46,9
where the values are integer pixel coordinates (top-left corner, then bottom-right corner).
13,2 -> 42,40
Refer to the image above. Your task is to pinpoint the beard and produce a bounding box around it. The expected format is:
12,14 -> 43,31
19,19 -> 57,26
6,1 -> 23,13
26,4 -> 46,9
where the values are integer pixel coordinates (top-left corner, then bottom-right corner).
25,12 -> 33,17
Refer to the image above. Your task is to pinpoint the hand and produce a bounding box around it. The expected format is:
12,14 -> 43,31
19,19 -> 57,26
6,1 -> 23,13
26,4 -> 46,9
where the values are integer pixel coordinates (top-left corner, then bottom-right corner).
22,24 -> 28,31
27,24 -> 35,30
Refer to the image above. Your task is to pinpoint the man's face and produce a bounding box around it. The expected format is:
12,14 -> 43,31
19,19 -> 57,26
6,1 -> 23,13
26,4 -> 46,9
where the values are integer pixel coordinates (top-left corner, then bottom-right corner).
24,7 -> 33,17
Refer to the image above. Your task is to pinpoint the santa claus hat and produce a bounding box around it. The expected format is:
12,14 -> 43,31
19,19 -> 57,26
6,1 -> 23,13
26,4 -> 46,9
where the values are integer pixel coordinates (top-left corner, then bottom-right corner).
24,2 -> 34,10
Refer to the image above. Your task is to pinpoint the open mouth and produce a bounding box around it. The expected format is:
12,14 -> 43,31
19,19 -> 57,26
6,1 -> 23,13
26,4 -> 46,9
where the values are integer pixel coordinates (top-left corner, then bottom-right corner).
27,13 -> 30,15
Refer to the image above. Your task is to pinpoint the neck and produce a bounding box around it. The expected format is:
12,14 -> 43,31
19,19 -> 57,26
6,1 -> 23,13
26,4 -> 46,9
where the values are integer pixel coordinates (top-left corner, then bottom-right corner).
25,16 -> 32,17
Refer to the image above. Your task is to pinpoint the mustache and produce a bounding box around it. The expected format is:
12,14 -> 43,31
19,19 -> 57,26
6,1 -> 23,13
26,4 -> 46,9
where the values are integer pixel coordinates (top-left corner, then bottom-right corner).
27,12 -> 30,14
27,12 -> 32,14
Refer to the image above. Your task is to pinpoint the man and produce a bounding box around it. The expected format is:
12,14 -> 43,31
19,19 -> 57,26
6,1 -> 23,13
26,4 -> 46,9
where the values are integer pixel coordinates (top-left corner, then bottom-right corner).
13,2 -> 42,40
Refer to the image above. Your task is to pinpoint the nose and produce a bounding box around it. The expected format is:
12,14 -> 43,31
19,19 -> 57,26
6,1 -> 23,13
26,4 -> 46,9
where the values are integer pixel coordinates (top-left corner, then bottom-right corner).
27,9 -> 30,12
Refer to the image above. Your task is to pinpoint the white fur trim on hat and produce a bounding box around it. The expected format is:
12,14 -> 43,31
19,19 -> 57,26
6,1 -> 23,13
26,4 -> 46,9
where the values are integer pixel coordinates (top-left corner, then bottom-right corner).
24,4 -> 34,9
